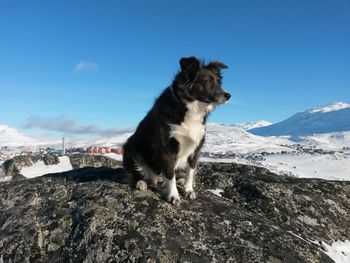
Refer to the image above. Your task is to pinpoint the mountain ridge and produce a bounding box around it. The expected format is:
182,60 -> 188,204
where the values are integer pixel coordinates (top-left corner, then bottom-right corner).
249,102 -> 350,136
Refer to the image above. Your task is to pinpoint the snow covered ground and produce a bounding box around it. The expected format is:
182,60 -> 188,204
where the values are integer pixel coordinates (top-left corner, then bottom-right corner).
1,122 -> 350,181
204,123 -> 293,154
322,240 -> 350,263
20,156 -> 73,178
1,102 -> 350,181
262,153 -> 350,180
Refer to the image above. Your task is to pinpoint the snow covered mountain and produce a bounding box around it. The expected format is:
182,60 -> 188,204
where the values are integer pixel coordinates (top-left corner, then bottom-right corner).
0,125 -> 58,147
0,125 -> 38,147
233,120 -> 272,130
249,102 -> 350,136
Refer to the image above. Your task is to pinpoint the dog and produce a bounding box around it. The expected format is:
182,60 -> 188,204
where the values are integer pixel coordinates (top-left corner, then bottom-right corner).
123,57 -> 230,205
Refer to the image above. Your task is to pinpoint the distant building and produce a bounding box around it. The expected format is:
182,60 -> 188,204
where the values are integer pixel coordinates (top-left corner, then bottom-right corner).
98,148 -> 106,154
87,146 -> 123,155
112,148 -> 124,154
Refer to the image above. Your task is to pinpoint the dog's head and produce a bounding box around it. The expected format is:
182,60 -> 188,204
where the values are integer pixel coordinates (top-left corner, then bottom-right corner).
174,57 -> 231,105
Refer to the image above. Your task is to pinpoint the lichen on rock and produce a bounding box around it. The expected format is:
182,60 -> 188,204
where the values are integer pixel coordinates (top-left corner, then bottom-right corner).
0,159 -> 349,262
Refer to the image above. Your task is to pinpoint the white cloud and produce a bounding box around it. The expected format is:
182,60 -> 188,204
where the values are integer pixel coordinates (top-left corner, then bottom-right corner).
24,114 -> 131,136
74,61 -> 99,72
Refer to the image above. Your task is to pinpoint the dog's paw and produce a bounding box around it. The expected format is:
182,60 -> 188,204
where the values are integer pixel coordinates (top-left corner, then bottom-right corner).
170,196 -> 181,206
166,194 -> 181,206
185,190 -> 196,200
136,180 -> 147,191
176,178 -> 186,186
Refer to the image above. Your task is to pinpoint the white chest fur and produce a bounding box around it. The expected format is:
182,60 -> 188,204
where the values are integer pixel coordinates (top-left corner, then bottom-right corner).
170,101 -> 211,170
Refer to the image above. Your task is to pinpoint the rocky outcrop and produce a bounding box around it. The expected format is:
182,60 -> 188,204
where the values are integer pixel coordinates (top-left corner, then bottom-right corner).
0,162 -> 349,262
0,154 -> 120,181
0,154 -> 61,180
1,155 -> 40,177
42,154 -> 60,166
69,154 -> 121,170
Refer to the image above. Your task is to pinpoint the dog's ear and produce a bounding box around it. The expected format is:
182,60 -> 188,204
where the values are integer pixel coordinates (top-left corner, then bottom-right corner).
179,57 -> 200,71
179,57 -> 200,79
206,61 -> 228,72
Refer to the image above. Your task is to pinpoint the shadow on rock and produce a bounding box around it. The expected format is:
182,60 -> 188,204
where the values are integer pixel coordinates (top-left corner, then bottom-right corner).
44,167 -> 127,183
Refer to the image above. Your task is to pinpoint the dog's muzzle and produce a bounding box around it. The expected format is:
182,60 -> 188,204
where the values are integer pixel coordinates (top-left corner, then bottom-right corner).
215,91 -> 231,104
223,92 -> 231,101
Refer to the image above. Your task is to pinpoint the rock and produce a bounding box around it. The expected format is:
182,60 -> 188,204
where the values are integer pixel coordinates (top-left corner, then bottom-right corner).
0,154 -> 121,181
11,173 -> 26,181
0,162 -> 349,262
42,154 -> 60,166
1,155 -> 40,178
69,154 -> 121,170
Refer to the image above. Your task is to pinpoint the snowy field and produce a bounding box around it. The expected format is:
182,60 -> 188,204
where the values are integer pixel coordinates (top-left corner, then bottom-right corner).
202,123 -> 350,181
2,122 -> 350,181
20,156 -> 73,178
263,153 -> 350,180
1,102 -> 350,263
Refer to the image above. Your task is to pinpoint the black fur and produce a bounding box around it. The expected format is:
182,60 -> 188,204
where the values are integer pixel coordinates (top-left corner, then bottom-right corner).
123,56 -> 230,203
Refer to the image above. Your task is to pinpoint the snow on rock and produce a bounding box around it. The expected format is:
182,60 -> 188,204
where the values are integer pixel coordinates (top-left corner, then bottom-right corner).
249,102 -> 350,136
2,161 -> 349,262
20,156 -> 73,178
322,240 -> 350,263
207,189 -> 224,197
102,153 -> 123,161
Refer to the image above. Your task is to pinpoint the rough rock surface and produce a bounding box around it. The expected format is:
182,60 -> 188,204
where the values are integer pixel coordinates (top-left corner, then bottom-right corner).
69,154 -> 121,170
0,154 -> 118,181
42,154 -> 60,166
0,155 -> 40,177
0,162 -> 349,263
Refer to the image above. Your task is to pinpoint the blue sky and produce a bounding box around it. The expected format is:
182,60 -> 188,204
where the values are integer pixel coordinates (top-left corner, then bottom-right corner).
0,0 -> 349,137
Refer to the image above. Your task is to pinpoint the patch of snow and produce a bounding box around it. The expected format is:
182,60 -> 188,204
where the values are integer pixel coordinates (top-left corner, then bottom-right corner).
20,156 -> 73,178
0,176 -> 12,182
322,240 -> 350,263
224,220 -> 230,225
208,189 -> 224,197
287,231 -> 312,244
102,153 -> 123,161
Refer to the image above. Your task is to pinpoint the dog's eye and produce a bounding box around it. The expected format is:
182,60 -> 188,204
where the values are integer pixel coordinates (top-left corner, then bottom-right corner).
204,78 -> 210,84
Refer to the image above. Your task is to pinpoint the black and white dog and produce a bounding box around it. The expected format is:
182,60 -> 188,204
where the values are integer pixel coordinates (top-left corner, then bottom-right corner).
123,57 -> 230,205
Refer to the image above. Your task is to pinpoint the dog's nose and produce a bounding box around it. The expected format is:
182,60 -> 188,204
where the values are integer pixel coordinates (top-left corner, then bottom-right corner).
224,92 -> 231,100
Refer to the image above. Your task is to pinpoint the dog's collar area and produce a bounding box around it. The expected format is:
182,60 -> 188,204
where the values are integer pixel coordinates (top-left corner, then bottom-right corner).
170,86 -> 182,103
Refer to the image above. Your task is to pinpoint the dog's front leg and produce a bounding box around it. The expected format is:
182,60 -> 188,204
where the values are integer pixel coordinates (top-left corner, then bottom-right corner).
183,168 -> 196,199
183,141 -> 203,200
165,174 -> 180,206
